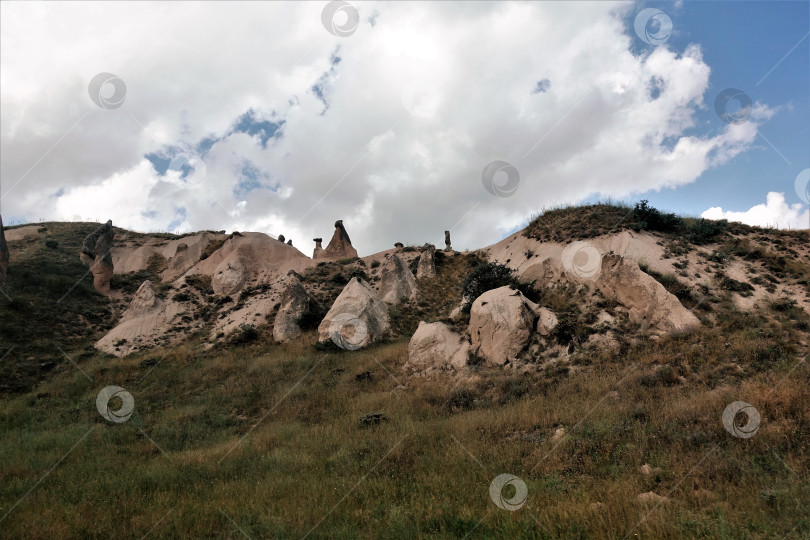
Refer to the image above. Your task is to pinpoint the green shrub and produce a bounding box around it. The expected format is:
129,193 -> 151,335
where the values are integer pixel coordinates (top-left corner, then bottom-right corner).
631,200 -> 685,234
45,239 -> 59,249
688,218 -> 727,245
461,262 -> 535,309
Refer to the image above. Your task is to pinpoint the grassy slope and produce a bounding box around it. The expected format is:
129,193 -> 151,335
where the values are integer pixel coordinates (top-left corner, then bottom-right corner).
1,215 -> 810,538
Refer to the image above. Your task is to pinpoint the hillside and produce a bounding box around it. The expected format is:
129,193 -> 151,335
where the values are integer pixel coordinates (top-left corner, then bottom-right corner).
1,204 -> 809,538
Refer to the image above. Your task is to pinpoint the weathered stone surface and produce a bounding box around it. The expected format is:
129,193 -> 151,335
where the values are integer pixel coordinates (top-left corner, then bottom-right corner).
444,230 -> 452,252
596,254 -> 700,334
469,286 -> 539,365
379,254 -> 418,304
0,214 -> 8,283
318,277 -> 390,349
273,275 -> 313,342
315,220 -> 358,260
535,307 -> 558,336
407,321 -> 469,371
416,244 -> 436,278
80,220 -> 114,293
212,259 -> 246,295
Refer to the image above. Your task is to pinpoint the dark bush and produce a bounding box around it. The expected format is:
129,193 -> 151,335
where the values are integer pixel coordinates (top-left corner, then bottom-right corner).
631,200 -> 685,234
461,262 -> 536,309
688,218 -> 727,245
230,324 -> 259,345
45,239 -> 59,249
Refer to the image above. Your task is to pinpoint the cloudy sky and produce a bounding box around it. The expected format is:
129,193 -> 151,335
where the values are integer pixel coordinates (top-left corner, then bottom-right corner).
1,1 -> 808,254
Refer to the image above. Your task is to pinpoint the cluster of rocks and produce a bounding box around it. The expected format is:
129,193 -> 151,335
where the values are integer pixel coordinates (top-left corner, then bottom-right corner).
313,220 -> 357,260
408,286 -> 558,374
80,220 -> 115,293
0,215 -> 8,285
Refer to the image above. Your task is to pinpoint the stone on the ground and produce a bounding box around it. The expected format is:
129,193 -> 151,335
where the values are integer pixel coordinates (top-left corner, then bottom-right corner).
317,277 -> 390,349
378,254 -> 418,304
407,321 -> 469,371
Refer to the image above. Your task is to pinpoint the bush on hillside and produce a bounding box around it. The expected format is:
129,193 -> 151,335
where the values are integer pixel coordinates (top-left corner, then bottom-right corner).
688,218 -> 727,245
461,262 -> 536,311
631,200 -> 685,234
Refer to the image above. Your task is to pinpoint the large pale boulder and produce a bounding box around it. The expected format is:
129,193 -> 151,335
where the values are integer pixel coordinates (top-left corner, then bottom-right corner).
315,220 -> 358,260
81,220 -> 114,293
0,214 -> 8,283
273,275 -> 314,342
212,259 -> 246,295
379,254 -> 419,304
596,254 -> 700,334
407,321 -> 469,371
416,244 -> 436,278
469,286 -> 541,365
318,277 -> 390,349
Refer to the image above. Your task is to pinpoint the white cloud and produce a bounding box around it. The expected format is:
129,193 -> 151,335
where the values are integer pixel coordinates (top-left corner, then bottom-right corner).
0,1 -> 780,253
702,192 -> 810,230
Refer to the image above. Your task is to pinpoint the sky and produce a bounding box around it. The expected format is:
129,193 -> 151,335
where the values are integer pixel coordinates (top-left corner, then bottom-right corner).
1,0 -> 808,255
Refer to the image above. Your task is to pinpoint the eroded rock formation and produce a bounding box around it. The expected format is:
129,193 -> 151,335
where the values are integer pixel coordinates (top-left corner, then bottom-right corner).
407,321 -> 469,372
312,238 -> 323,259
444,230 -> 452,252
81,220 -> 115,293
318,277 -> 390,349
416,244 -> 436,278
315,220 -> 358,260
273,274 -> 315,343
379,254 -> 418,304
469,286 -> 553,366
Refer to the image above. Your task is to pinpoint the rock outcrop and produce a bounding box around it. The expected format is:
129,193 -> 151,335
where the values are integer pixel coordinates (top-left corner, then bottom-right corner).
81,220 -> 114,293
469,286 -> 547,365
273,275 -> 314,343
444,230 -> 452,252
95,280 -> 184,356
312,238 -> 323,259
278,234 -> 285,243
0,215 -> 8,284
318,277 -> 390,349
407,321 -> 469,372
596,254 -> 700,334
212,259 -> 247,295
416,244 -> 436,278
314,220 -> 358,260
378,254 -> 418,304
394,242 -> 404,249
